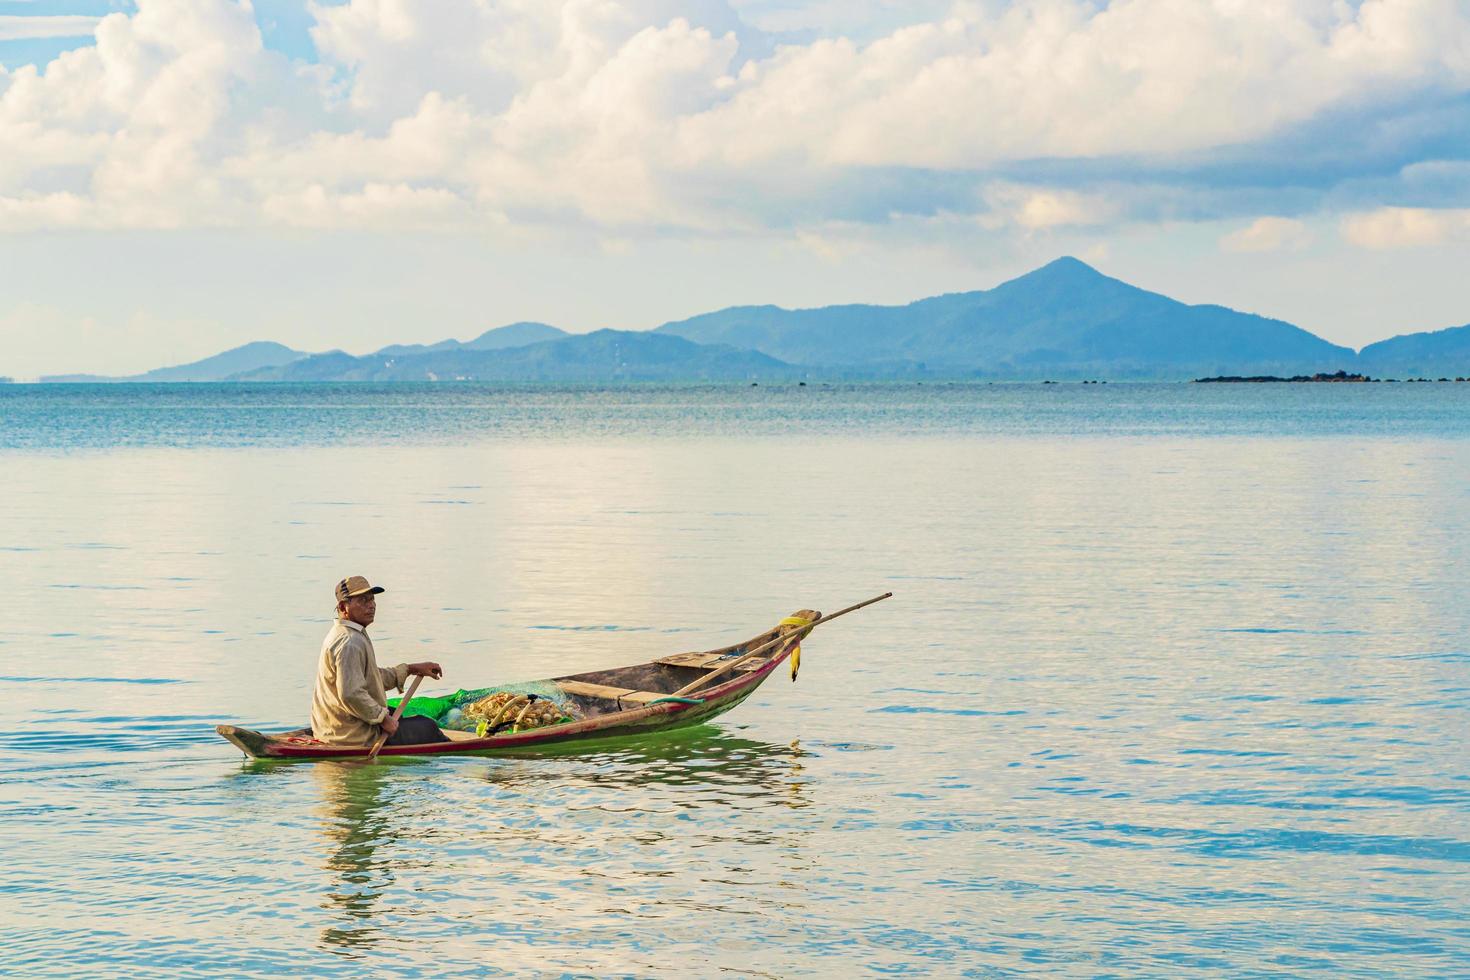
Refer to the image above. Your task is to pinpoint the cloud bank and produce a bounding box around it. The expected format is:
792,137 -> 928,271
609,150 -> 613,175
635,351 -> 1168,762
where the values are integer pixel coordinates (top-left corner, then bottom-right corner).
0,15 -> 102,41
0,0 -> 1468,244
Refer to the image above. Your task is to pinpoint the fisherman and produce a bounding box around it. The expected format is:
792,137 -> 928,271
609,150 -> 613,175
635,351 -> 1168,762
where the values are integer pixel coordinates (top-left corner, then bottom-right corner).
311,575 -> 449,747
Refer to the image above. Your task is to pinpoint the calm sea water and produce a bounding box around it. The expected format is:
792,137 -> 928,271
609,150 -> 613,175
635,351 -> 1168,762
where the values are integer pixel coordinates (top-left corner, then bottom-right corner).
1,383 -> 1468,977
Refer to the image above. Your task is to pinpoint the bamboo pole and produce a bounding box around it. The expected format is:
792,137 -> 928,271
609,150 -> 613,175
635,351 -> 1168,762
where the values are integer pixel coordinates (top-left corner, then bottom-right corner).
368,673 -> 424,760
668,592 -> 892,700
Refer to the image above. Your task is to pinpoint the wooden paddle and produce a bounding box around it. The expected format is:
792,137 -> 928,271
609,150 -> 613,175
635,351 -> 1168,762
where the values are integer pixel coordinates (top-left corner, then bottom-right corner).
668,592 -> 893,701
368,673 -> 424,760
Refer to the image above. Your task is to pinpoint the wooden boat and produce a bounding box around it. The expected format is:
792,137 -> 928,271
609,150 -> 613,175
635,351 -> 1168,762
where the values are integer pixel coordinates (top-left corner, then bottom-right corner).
217,608 -> 820,760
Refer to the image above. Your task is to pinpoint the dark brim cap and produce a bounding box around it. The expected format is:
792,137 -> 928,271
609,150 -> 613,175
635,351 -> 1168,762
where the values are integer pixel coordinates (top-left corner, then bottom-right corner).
336,576 -> 386,602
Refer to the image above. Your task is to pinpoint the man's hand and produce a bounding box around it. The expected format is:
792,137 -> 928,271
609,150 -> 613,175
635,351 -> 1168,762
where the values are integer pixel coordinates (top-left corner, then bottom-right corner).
408,661 -> 443,680
380,712 -> 400,736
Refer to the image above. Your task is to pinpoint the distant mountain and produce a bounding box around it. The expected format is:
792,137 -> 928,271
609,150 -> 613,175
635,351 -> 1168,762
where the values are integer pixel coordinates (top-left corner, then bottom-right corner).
371,322 -> 566,359
371,339 -> 463,359
232,330 -> 796,382
42,341 -> 309,383
1358,323 -> 1470,378
29,261 -> 1469,383
462,322 -> 567,350
657,257 -> 1357,379
38,324 -> 571,384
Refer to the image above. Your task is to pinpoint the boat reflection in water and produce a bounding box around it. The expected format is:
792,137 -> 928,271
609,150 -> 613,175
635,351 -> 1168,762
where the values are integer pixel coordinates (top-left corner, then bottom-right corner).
241,724 -> 814,957
471,724 -> 812,797
310,761 -> 400,952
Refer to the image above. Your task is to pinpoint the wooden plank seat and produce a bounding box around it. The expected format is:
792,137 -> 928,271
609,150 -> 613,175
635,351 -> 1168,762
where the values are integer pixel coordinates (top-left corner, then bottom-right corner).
654,650 -> 769,671
555,679 -> 671,705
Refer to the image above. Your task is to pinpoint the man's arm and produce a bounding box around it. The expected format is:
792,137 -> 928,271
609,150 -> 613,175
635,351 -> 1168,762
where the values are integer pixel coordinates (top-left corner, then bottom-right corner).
372,662 -> 441,737
379,661 -> 444,691
377,662 -> 410,693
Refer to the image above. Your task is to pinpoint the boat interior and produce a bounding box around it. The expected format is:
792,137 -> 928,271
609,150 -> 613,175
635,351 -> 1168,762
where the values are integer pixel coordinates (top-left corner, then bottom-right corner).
551,643 -> 761,712
527,611 -> 806,718
410,640 -> 782,743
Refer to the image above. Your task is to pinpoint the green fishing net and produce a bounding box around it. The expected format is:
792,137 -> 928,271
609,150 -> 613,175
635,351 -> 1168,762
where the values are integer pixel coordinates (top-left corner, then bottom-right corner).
387,682 -> 578,731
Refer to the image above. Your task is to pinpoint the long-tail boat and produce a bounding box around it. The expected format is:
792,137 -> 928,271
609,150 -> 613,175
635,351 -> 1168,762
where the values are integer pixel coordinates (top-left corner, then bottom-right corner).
217,597 -> 886,760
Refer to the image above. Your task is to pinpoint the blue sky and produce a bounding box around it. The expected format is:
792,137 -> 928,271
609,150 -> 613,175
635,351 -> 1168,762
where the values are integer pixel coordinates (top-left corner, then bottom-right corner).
2,0 -> 1468,377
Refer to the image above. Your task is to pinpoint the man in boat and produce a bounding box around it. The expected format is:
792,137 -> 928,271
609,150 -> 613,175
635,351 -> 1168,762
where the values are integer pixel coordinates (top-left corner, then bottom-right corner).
311,575 -> 449,747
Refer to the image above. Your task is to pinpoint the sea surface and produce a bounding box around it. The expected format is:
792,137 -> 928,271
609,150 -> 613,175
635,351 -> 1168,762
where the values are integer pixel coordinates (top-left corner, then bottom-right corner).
1,382 -> 1467,977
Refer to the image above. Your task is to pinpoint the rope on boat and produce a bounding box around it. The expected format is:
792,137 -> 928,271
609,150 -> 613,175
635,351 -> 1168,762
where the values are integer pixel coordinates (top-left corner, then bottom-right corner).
780,615 -> 815,682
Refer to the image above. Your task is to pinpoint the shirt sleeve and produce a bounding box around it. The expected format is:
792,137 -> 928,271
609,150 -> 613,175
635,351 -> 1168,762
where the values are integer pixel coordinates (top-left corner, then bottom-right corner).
378,663 -> 410,693
334,636 -> 388,724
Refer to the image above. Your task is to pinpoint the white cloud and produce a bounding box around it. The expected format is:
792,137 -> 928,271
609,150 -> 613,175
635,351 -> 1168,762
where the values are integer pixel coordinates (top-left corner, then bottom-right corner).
0,15 -> 100,40
1341,207 -> 1470,248
1221,216 -> 1311,253
728,0 -> 953,38
680,0 -> 1470,170
0,0 -> 1469,236
259,181 -> 478,230
0,191 -> 92,231
982,182 -> 1118,231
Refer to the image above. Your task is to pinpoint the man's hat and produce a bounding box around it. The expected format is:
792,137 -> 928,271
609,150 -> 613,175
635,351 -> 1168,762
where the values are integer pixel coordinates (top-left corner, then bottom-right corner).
335,575 -> 386,603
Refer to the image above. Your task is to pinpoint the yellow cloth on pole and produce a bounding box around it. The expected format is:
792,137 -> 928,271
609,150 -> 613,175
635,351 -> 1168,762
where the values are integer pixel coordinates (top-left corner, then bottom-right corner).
779,615 -> 813,682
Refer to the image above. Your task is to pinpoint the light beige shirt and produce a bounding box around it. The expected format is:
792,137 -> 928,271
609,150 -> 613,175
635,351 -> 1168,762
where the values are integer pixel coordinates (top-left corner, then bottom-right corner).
310,618 -> 410,746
